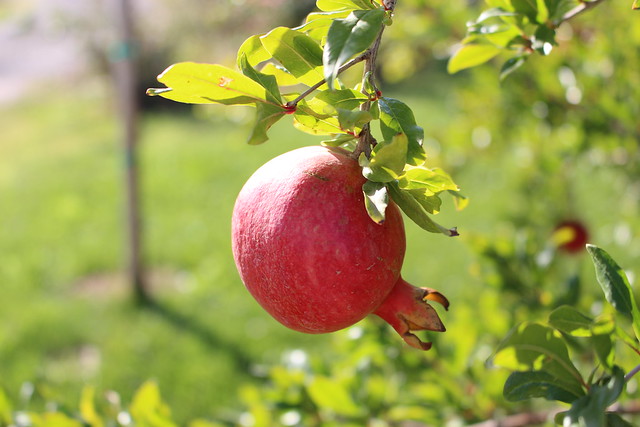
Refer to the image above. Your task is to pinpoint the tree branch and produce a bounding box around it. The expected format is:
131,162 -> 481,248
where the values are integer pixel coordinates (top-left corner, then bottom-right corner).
554,0 -> 607,27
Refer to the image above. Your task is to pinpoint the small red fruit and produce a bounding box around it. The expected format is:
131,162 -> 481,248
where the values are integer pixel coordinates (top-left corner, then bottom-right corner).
231,145 -> 448,350
553,220 -> 589,254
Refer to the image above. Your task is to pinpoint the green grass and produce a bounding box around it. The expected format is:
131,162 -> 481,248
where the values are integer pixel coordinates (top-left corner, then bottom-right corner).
1,80 -> 639,423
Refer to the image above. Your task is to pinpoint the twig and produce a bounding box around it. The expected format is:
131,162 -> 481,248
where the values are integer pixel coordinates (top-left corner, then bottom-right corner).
553,0 -> 607,27
285,51 -> 371,108
625,363 -> 640,382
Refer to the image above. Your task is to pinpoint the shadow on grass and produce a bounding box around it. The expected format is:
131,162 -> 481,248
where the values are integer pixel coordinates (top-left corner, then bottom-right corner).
143,298 -> 253,371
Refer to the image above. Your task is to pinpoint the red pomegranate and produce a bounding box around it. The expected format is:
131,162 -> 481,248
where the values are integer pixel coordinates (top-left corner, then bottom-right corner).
231,145 -> 448,350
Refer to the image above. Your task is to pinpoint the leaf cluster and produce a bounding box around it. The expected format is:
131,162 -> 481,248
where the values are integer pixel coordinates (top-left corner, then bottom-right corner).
147,0 -> 465,235
448,0 -> 618,79
490,245 -> 640,426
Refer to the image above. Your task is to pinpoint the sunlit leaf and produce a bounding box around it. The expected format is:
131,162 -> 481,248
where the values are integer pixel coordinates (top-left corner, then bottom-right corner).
148,62 -> 274,106
79,386 -> 104,427
586,244 -> 640,339
492,322 -> 585,398
321,134 -> 357,147
337,108 -> 372,131
0,388 -> 11,426
361,133 -> 408,182
449,190 -> 469,210
363,181 -> 388,223
323,9 -> 386,89
448,43 -> 502,74
237,34 -> 271,68
548,305 -> 593,337
296,11 -> 352,41
317,0 -> 377,12
130,381 -> 177,427
260,27 -> 325,87
307,376 -> 362,417
399,166 -> 459,194
388,182 -> 459,236
238,55 -> 282,104
247,103 -> 288,145
378,97 -> 426,165
504,370 -> 583,403
259,63 -> 300,86
294,102 -> 345,135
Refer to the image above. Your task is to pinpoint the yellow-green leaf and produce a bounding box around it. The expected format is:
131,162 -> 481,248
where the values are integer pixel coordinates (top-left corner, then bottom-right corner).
148,62 -> 274,106
448,43 -> 502,74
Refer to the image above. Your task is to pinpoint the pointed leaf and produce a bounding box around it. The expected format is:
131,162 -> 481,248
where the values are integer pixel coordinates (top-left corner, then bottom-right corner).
363,181 -> 389,224
323,9 -> 386,89
548,305 -> 593,337
149,62 -> 274,105
260,27 -> 325,86
296,11 -> 352,41
361,133 -> 408,182
563,366 -> 625,427
238,54 -> 282,104
247,103 -> 288,145
317,0 -> 377,11
307,376 -> 362,417
500,55 -> 528,80
399,166 -> 459,194
237,34 -> 271,68
449,190 -> 469,211
378,97 -> 426,165
504,370 -> 583,403
492,322 -> 585,398
259,63 -> 300,86
586,244 -> 640,339
448,43 -> 502,74
388,182 -> 459,236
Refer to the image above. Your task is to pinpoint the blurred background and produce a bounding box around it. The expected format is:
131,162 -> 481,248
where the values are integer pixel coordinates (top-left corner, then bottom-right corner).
1,0 -> 638,425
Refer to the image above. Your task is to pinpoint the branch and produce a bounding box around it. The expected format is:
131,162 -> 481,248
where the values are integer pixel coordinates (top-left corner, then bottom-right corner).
285,52 -> 371,108
553,0 -> 607,27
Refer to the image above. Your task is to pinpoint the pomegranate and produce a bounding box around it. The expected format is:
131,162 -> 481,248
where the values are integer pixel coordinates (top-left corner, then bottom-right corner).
231,145 -> 449,350
553,220 -> 589,254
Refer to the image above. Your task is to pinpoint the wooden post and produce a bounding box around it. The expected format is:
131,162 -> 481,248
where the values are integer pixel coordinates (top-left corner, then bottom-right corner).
111,0 -> 149,304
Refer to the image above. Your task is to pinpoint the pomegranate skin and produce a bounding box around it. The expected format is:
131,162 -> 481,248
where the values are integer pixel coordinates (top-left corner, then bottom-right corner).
231,145 -> 406,333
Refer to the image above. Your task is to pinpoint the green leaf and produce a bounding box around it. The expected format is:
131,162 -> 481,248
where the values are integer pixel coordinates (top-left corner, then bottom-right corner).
362,181 -> 389,224
361,133 -> 409,182
510,0 -> 539,21
317,0 -> 377,12
148,62 -> 275,106
129,381 -> 177,427
307,376 -> 362,417
321,134 -> 357,147
449,190 -> 470,211
323,9 -> 386,89
562,366 -> 625,427
606,413 -> 635,427
398,166 -> 459,195
378,97 -> 426,165
259,63 -> 300,86
296,11 -> 352,41
492,322 -> 585,398
500,55 -> 528,80
336,108 -> 372,131
238,54 -> 282,104
503,370 -> 583,403
247,103 -> 288,145
80,386 -> 104,427
387,182 -> 459,236
294,102 -> 344,135
586,244 -> 640,339
548,305 -> 593,337
407,190 -> 442,214
311,89 -> 368,111
260,27 -> 325,87
447,43 -> 502,74
237,34 -> 271,68
592,333 -> 614,370
0,387 -> 11,426
473,7 -> 519,23
634,0 -> 640,10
